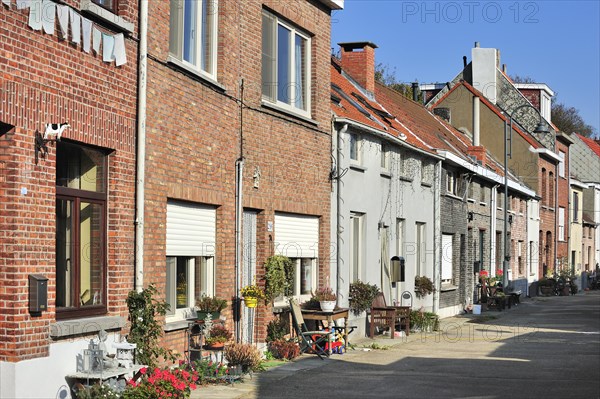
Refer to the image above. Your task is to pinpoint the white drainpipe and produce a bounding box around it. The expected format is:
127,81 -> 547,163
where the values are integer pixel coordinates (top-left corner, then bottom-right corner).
336,123 -> 348,306
432,159 -> 441,314
135,0 -> 148,292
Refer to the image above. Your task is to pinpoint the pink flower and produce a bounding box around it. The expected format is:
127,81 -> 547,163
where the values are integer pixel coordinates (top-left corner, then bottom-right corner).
140,367 -> 148,374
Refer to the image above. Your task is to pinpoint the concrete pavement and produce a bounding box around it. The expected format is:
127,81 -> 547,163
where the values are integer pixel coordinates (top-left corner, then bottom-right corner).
190,291 -> 600,399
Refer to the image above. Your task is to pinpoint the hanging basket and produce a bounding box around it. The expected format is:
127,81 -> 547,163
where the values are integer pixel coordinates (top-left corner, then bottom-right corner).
244,297 -> 258,308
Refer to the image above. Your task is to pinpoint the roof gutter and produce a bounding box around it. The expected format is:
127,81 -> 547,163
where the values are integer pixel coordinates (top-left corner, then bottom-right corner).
437,150 -> 536,198
334,117 -> 443,160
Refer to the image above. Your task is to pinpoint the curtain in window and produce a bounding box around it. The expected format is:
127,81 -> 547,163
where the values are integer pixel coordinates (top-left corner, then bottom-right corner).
261,12 -> 276,100
295,35 -> 304,110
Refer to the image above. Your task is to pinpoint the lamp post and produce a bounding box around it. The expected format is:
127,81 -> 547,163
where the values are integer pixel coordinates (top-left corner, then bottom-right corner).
503,105 -> 550,289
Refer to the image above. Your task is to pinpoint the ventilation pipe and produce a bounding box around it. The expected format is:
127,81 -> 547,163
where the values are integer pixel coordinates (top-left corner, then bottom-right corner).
473,96 -> 480,146
412,82 -> 419,102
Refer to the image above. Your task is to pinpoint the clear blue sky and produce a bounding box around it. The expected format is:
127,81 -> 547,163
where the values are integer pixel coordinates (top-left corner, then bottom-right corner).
331,1 -> 600,137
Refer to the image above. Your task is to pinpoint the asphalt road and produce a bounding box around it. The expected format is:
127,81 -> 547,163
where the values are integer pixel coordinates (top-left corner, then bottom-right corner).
193,291 -> 600,399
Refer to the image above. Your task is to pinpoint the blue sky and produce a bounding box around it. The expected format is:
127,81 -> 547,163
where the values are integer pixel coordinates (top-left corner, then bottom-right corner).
331,1 -> 600,137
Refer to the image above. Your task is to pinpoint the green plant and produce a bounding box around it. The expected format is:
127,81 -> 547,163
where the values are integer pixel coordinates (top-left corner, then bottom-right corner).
126,284 -> 176,368
122,366 -> 198,399
300,297 -> 320,310
312,286 -> 337,302
205,324 -> 232,346
224,343 -> 263,372
266,317 -> 288,342
264,255 -> 294,300
538,277 -> 554,287
410,309 -> 439,332
188,359 -> 228,383
414,276 -> 435,299
268,339 -> 300,360
76,382 -> 120,399
349,280 -> 380,315
241,283 -> 265,299
194,294 -> 227,312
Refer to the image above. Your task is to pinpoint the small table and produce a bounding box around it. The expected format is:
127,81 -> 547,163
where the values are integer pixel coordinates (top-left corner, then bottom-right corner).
301,308 -> 350,354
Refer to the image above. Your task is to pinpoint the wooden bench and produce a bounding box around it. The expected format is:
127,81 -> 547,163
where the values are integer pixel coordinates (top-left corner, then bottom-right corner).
369,293 -> 410,338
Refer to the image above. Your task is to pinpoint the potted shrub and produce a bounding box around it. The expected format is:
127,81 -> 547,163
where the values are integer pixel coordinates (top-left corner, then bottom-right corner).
538,277 -> 555,296
312,286 -> 337,312
241,283 -> 265,308
224,343 -> 263,374
264,255 -> 294,301
348,280 -> 380,316
414,276 -> 435,299
195,294 -> 227,321
204,324 -> 232,349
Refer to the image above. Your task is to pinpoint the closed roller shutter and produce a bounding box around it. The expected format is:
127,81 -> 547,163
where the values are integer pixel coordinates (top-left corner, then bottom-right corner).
274,213 -> 318,258
166,201 -> 216,256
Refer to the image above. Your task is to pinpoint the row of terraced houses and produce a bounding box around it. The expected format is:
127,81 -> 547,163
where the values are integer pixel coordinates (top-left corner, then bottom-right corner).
1,0 -> 599,397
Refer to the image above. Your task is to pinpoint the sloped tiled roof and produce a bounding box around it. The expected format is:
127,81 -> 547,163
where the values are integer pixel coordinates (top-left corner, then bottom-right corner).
578,133 -> 600,158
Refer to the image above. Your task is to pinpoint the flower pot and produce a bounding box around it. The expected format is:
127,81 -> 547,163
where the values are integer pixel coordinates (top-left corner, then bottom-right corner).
244,297 -> 258,308
204,342 -> 225,350
319,301 -> 336,312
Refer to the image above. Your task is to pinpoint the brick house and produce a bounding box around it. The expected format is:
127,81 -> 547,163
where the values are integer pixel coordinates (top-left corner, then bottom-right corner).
0,0 -> 138,397
142,0 -> 342,354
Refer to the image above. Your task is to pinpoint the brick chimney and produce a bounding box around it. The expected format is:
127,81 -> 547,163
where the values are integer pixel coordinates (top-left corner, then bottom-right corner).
338,42 -> 378,93
467,146 -> 487,167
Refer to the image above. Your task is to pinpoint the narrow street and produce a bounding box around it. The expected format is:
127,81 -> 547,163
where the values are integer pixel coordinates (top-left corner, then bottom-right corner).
194,292 -> 600,399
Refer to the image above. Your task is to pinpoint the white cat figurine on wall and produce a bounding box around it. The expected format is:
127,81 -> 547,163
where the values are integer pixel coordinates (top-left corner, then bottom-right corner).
43,122 -> 70,141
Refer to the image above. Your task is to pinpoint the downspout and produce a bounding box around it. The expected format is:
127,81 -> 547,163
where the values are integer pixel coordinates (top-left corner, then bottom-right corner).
555,163 -> 559,273
336,123 -> 348,306
490,184 -> 499,272
432,159 -> 441,314
134,0 -> 148,292
234,80 -> 244,342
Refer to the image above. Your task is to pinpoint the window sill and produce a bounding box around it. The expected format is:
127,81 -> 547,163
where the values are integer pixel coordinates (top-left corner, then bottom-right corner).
164,318 -> 196,332
380,170 -> 392,178
479,202 -> 487,206
440,284 -> 458,292
421,182 -> 432,188
167,56 -> 226,92
349,164 -> 367,172
399,176 -> 413,183
80,0 -> 134,33
467,198 -> 476,203
261,100 -> 318,126
445,193 -> 461,200
50,315 -> 126,339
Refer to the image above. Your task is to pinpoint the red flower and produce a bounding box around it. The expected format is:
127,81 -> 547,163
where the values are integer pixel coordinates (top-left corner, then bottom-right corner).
479,270 -> 489,277
140,367 -> 148,375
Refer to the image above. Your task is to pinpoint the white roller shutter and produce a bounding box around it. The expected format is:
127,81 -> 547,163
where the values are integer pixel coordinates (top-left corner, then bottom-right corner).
441,234 -> 453,281
275,213 -> 318,258
166,201 -> 216,256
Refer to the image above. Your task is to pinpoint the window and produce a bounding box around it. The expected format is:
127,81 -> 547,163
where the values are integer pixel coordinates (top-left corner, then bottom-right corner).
56,142 -> 107,318
92,0 -> 117,13
169,0 -> 218,78
558,151 -> 565,178
421,160 -> 433,184
416,222 -> 426,276
573,192 -> 579,222
396,219 -> 404,256
349,133 -> 360,163
548,172 -> 554,208
495,231 -> 502,270
441,234 -> 453,284
468,182 -> 474,200
166,256 -> 214,314
380,143 -> 389,170
446,171 -> 456,195
262,10 -> 310,116
541,168 -> 547,206
480,183 -> 486,203
350,213 -> 364,282
518,241 -> 524,276
166,201 -> 216,320
558,207 -> 565,241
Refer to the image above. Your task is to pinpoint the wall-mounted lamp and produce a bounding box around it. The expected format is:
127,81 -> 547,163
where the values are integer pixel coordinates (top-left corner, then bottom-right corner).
467,211 -> 474,222
35,123 -> 69,164
508,214 -> 513,224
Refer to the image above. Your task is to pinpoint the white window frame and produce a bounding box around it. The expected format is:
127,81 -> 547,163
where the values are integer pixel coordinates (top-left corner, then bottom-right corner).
349,133 -> 361,164
396,218 -> 404,257
380,142 -> 390,171
169,0 -> 219,80
350,212 -> 364,282
558,151 -> 565,178
558,207 -> 565,241
261,10 -> 311,118
272,257 -> 316,306
166,256 -> 215,321
416,222 -> 426,276
446,171 -> 456,195
441,234 -> 453,284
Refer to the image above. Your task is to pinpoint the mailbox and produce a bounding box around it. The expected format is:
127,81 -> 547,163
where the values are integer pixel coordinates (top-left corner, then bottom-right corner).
29,274 -> 48,313
390,256 -> 405,283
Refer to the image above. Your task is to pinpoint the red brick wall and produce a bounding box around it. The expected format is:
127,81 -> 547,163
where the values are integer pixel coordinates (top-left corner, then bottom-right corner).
518,89 -> 541,111
0,2 -> 138,361
538,156 -> 557,276
556,140 -> 570,267
145,0 -> 332,354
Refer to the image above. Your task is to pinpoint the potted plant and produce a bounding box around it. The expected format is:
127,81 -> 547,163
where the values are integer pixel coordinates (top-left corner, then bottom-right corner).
312,286 -> 337,312
241,283 -> 265,308
538,277 -> 555,296
264,255 -> 294,301
224,343 -> 262,374
204,324 -> 232,349
195,294 -> 227,321
414,276 -> 435,299
348,280 -> 380,316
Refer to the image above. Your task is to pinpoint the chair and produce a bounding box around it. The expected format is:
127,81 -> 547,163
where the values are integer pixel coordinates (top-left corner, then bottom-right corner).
369,292 -> 401,339
394,306 -> 411,337
289,299 -> 329,359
